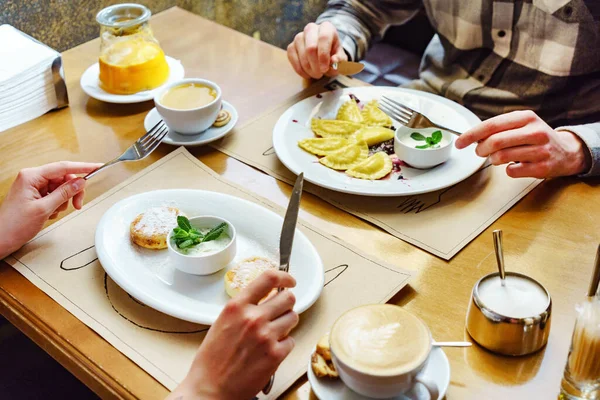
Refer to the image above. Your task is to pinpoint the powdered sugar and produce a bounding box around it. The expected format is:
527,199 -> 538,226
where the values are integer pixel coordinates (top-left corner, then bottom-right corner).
134,207 -> 180,236
230,257 -> 277,289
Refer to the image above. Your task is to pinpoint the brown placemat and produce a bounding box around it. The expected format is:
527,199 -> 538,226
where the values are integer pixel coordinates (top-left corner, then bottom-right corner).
6,147 -> 411,399
211,77 -> 541,259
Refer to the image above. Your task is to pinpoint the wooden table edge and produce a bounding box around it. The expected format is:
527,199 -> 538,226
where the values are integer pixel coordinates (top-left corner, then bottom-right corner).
0,260 -> 137,400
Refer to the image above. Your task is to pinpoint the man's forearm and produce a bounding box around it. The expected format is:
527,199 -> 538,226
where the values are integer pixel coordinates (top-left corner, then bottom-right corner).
316,0 -> 422,60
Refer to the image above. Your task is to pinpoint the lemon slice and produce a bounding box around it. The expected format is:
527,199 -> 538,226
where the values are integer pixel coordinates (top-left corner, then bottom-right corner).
99,38 -> 170,94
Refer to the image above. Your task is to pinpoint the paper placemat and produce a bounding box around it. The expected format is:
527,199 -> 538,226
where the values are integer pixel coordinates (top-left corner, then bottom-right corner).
212,77 -> 542,259
6,147 -> 411,399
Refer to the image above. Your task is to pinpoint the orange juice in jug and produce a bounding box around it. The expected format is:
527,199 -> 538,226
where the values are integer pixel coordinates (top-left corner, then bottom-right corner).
96,4 -> 169,94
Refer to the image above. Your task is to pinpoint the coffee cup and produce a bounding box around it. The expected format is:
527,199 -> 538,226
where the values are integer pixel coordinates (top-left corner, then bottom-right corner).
329,304 -> 439,399
154,78 -> 222,134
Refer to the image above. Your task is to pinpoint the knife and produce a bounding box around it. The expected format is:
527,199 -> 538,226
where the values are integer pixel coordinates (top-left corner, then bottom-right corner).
332,60 -> 364,76
278,172 -> 304,282
262,173 -> 304,396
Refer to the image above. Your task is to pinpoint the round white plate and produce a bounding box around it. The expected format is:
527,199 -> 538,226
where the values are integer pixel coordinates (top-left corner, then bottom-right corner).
95,190 -> 324,325
80,56 -> 185,104
273,87 -> 486,196
308,346 -> 450,400
144,100 -> 238,146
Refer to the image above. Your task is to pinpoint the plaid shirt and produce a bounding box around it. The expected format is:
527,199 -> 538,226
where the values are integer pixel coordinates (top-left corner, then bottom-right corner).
317,0 -> 600,176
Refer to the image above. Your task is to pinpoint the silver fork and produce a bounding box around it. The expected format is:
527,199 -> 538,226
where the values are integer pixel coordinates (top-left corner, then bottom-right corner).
84,120 -> 168,180
379,95 -> 464,136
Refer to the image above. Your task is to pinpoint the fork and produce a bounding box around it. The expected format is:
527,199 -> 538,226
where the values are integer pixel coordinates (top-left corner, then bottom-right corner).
83,120 -> 168,180
379,95 -> 464,136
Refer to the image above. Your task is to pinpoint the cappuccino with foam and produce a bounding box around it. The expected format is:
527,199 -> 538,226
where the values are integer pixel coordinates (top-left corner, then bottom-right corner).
330,304 -> 431,376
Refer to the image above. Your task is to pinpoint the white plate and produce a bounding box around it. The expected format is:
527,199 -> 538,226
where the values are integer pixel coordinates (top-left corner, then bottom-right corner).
308,346 -> 450,400
95,190 -> 324,325
80,56 -> 185,104
144,101 -> 238,147
273,87 -> 486,196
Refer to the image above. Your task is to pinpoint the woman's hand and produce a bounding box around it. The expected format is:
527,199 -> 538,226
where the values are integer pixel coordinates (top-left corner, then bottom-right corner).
0,161 -> 101,258
456,110 -> 591,178
168,270 -> 299,400
287,21 -> 348,79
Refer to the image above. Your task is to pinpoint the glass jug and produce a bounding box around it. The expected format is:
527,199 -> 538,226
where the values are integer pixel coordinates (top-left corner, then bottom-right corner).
96,3 -> 169,94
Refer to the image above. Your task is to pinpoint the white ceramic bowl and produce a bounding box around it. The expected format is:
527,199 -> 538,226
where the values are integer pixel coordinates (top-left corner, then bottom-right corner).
167,216 -> 236,275
394,126 -> 454,169
154,78 -> 222,134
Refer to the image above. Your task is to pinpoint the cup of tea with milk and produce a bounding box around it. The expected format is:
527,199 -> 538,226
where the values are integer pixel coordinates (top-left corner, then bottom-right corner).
154,78 -> 222,134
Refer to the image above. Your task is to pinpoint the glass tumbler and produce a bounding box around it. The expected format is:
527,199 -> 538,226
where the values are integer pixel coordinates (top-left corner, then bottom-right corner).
560,297 -> 600,399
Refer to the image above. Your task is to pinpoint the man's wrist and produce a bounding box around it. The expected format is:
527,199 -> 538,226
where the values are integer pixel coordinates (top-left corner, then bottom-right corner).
557,129 -> 592,176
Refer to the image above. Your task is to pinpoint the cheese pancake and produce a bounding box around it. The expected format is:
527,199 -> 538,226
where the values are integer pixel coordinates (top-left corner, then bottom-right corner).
224,256 -> 278,298
130,206 -> 183,249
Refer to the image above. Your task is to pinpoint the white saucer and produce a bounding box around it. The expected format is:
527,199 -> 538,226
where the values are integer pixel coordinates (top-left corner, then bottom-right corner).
80,56 -> 185,104
308,347 -> 450,400
144,100 -> 238,146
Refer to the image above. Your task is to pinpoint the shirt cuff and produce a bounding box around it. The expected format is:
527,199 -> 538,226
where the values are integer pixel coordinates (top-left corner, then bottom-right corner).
556,124 -> 600,177
337,31 -> 359,62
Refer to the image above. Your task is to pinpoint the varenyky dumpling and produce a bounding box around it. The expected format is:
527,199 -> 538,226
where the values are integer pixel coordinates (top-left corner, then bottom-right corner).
298,137 -> 350,156
319,141 -> 369,170
311,119 -> 363,138
361,100 -> 393,127
354,126 -> 395,146
336,99 -> 363,123
346,152 -> 393,180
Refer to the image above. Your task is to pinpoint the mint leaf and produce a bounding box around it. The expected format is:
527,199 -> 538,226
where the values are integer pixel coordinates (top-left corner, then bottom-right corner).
177,216 -> 193,231
190,228 -> 204,238
173,229 -> 189,240
410,132 -> 426,141
202,223 -> 227,243
426,137 -> 435,145
188,232 -> 202,241
178,239 -> 194,249
431,130 -> 442,143
173,227 -> 186,235
416,144 -> 430,149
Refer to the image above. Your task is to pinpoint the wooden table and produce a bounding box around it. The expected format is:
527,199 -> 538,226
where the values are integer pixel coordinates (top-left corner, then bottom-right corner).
0,6 -> 599,400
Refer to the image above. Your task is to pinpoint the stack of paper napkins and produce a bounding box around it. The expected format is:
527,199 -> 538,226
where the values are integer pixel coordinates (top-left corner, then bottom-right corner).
0,25 -> 68,133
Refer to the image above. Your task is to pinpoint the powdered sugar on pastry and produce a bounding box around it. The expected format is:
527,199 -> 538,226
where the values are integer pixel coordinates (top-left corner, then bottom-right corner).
130,206 -> 183,249
224,256 -> 278,298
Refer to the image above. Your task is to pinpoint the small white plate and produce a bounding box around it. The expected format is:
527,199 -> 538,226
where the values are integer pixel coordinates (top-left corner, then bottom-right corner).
95,190 -> 324,325
80,56 -> 185,104
308,346 -> 450,400
273,87 -> 486,196
144,100 -> 238,146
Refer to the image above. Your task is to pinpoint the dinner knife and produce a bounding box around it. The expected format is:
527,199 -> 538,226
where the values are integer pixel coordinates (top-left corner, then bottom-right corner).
262,173 -> 304,396
278,172 -> 304,282
332,60 -> 365,76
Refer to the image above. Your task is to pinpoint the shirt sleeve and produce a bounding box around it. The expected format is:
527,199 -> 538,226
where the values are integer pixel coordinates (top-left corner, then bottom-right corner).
316,0 -> 423,61
556,123 -> 600,177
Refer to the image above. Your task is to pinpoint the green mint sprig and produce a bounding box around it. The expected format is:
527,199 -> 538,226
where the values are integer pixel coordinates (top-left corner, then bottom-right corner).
172,216 -> 227,249
410,130 -> 443,149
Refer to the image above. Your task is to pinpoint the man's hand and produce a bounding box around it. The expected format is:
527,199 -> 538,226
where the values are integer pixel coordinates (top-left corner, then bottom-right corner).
287,21 -> 348,79
0,161 -> 101,258
455,110 -> 591,178
168,270 -> 299,400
